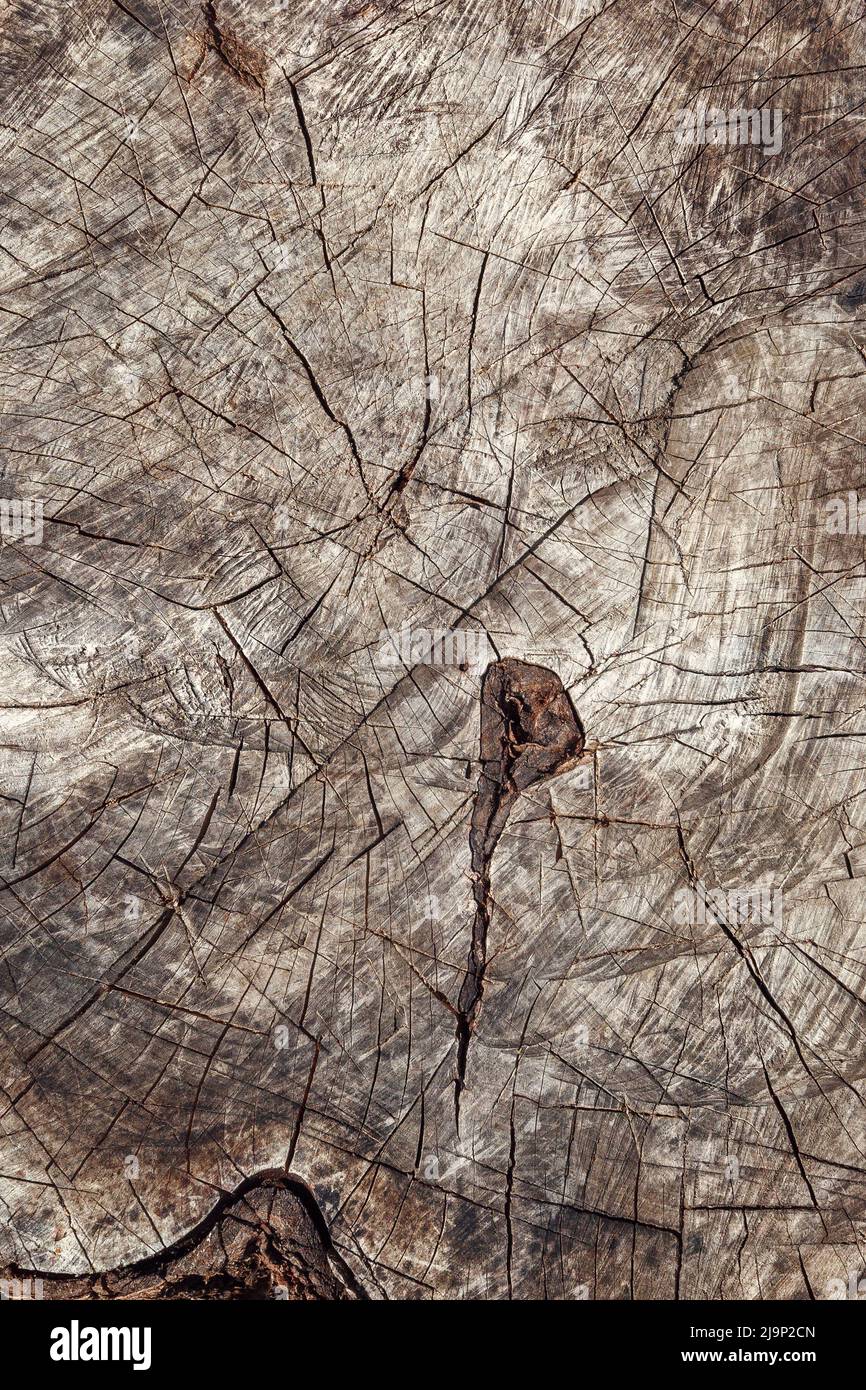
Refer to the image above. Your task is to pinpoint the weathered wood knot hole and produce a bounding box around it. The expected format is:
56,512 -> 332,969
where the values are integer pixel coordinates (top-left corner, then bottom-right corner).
454,659 -> 585,1129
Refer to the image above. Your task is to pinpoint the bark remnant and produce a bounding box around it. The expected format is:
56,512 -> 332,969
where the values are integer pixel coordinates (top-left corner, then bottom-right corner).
0,1170 -> 359,1301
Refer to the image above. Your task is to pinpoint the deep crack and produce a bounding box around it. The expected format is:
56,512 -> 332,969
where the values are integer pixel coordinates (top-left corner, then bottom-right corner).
454,659 -> 584,1128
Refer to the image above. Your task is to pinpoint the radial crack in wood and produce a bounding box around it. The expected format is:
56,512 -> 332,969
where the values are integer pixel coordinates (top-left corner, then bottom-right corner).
456,659 -> 585,1125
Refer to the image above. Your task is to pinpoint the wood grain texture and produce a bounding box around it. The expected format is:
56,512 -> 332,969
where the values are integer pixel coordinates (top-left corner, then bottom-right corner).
1,0 -> 865,1300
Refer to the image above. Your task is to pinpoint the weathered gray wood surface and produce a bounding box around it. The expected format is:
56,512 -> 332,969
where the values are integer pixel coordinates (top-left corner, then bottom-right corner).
1,0 -> 865,1299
